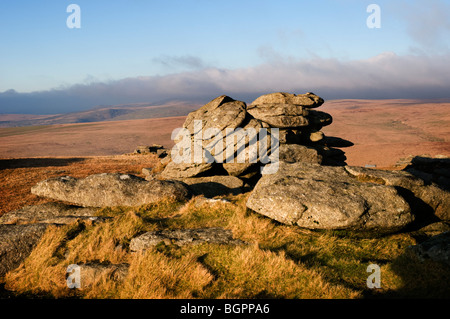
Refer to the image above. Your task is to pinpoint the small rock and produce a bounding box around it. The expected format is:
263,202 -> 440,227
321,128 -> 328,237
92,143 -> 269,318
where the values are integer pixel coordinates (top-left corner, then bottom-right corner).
308,130 -> 324,142
134,144 -> 164,154
0,202 -> 105,225
130,228 -> 244,251
0,224 -> 49,277
142,167 -> 153,177
408,231 -> 450,266
134,146 -> 151,154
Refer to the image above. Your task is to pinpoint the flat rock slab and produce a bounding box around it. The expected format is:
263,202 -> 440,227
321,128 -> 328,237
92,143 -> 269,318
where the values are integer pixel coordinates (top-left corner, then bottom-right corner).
160,161 -> 215,179
31,173 -> 191,207
0,202 -> 106,225
344,166 -> 425,188
246,103 -> 309,128
307,110 -> 333,128
247,162 -> 414,234
130,227 -> 244,251
0,224 -> 49,277
345,166 -> 450,221
408,231 -> 450,266
250,92 -> 324,108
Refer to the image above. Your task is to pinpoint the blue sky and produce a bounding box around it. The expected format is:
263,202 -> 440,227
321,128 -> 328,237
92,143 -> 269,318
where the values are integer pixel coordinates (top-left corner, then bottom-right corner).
1,0 -> 450,113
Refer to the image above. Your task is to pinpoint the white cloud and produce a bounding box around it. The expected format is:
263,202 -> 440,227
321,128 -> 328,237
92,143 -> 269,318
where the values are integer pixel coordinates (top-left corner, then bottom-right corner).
1,52 -> 450,114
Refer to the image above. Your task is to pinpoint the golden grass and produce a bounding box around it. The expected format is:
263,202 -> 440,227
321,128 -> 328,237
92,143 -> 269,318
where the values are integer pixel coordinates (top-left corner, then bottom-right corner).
2,156 -> 450,299
118,250 -> 214,299
0,155 -> 161,216
4,223 -> 80,298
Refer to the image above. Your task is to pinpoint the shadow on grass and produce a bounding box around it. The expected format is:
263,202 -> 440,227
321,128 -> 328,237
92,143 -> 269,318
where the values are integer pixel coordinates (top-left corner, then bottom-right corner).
371,251 -> 450,299
0,158 -> 86,170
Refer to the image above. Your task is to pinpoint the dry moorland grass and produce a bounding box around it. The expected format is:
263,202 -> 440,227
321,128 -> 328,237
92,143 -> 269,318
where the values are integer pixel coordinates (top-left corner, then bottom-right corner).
0,155 -> 164,216
1,155 -> 450,299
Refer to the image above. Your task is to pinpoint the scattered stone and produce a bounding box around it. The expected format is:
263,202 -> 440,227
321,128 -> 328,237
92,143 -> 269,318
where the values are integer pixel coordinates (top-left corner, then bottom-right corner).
31,173 -> 191,207
0,202 -> 105,225
247,162 -> 414,234
133,144 -> 166,155
408,231 -> 450,266
0,224 -> 49,277
130,227 -> 244,251
134,145 -> 152,154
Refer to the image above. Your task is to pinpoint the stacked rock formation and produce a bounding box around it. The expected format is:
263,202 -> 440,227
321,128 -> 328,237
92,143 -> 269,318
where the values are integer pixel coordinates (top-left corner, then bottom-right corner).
160,92 -> 349,185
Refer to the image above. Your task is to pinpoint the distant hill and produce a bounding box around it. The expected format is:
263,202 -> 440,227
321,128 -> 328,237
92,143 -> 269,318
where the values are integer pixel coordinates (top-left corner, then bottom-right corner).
0,101 -> 201,127
0,99 -> 448,167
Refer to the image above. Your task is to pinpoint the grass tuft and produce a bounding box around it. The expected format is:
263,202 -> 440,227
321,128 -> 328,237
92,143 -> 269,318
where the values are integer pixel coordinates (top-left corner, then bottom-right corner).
2,156 -> 449,299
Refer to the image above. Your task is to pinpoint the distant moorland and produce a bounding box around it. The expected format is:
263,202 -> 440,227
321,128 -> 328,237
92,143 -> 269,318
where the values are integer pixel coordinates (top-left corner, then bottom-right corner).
0,99 -> 448,167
